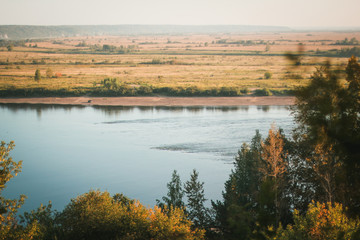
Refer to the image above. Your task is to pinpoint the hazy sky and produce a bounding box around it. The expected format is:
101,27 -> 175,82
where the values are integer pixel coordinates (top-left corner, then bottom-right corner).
1,0 -> 359,28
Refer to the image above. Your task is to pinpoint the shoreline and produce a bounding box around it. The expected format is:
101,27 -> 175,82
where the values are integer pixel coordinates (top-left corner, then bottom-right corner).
0,96 -> 295,107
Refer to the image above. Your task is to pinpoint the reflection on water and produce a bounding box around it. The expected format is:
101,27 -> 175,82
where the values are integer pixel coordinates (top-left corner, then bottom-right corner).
0,103 -> 294,214
1,103 -> 287,118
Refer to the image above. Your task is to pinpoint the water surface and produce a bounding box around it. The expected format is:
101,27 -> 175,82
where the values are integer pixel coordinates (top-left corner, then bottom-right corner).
0,104 -> 294,212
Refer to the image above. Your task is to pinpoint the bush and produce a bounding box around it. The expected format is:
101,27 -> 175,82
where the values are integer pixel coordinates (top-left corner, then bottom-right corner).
271,202 -> 360,240
219,87 -> 239,96
59,190 -> 204,240
46,68 -> 53,78
254,88 -> 272,96
7,45 -> 13,51
240,88 -> 250,94
264,71 -> 273,79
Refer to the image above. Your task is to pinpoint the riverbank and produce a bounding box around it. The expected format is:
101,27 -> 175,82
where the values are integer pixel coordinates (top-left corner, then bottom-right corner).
0,96 -> 295,106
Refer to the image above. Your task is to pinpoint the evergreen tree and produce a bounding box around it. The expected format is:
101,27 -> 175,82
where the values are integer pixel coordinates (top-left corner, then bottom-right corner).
212,131 -> 263,239
157,170 -> 184,210
185,169 -> 209,228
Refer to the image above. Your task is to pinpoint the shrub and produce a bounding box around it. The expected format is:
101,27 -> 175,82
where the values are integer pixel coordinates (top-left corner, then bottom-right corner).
219,87 -> 239,96
264,71 -> 273,79
254,88 -> 272,96
240,88 -> 250,94
59,190 -> 204,240
46,68 -> 53,78
271,202 -> 360,240
7,45 -> 13,51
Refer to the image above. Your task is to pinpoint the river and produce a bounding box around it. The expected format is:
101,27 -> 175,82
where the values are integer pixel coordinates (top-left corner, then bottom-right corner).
0,104 -> 294,212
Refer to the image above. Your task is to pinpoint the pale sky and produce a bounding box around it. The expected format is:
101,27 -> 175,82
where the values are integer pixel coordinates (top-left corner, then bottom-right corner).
0,0 -> 359,28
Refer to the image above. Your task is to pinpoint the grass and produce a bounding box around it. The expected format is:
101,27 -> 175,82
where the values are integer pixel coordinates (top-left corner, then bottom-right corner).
0,32 -> 356,97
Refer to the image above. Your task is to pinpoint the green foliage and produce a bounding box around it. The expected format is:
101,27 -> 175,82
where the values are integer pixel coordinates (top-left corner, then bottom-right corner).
86,43 -> 138,54
334,37 -> 359,45
101,77 -> 121,90
100,78 -> 136,96
6,45 -> 13,51
75,41 -> 87,47
212,127 -> 293,239
317,47 -> 360,58
293,57 -> 360,214
185,169 -> 209,228
102,44 -> 116,52
157,170 -> 185,210
212,131 -> 263,239
254,88 -> 272,96
264,71 -> 272,79
20,202 -> 59,240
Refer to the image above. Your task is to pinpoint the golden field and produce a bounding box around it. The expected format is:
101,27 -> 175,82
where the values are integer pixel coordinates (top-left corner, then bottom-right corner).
0,31 -> 358,96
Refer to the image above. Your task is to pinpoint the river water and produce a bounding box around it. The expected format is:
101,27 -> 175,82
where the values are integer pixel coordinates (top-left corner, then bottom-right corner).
0,104 -> 294,212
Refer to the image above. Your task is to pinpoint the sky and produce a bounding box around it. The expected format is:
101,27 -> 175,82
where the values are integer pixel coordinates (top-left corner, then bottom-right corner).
0,0 -> 360,28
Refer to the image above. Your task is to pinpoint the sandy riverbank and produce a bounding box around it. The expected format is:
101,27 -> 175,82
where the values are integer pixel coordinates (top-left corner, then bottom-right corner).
0,96 -> 295,106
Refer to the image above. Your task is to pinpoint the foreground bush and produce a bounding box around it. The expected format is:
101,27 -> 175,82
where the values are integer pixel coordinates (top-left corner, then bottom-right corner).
271,201 -> 360,240
58,190 -> 204,240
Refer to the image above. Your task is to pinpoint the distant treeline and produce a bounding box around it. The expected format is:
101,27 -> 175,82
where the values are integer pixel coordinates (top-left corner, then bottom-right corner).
315,47 -> 360,58
214,39 -> 275,45
0,25 -> 291,40
0,84 -> 292,98
332,37 -> 359,45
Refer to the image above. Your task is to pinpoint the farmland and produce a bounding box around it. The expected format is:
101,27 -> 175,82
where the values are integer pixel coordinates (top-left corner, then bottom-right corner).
1,31 -> 359,97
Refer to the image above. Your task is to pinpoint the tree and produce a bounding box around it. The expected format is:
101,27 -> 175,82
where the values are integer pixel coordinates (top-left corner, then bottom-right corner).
259,125 -> 290,231
6,45 -> 13,51
211,131 -> 264,239
20,202 -> 59,240
0,140 -> 39,239
306,143 -> 343,204
293,57 -> 360,215
157,170 -> 184,210
184,169 -> 209,228
261,125 -> 288,180
34,69 -> 41,81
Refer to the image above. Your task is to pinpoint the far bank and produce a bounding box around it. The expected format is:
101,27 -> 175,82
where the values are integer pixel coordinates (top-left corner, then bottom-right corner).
0,96 -> 295,106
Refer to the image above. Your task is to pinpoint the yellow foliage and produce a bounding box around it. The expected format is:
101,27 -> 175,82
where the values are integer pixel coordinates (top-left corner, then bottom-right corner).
272,201 -> 360,240
60,190 -> 204,240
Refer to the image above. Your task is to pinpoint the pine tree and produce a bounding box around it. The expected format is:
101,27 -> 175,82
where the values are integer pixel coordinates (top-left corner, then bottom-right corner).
185,169 -> 208,228
157,170 -> 184,210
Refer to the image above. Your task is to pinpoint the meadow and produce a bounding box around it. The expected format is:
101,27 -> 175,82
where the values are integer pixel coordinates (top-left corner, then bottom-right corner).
1,31 -> 359,97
